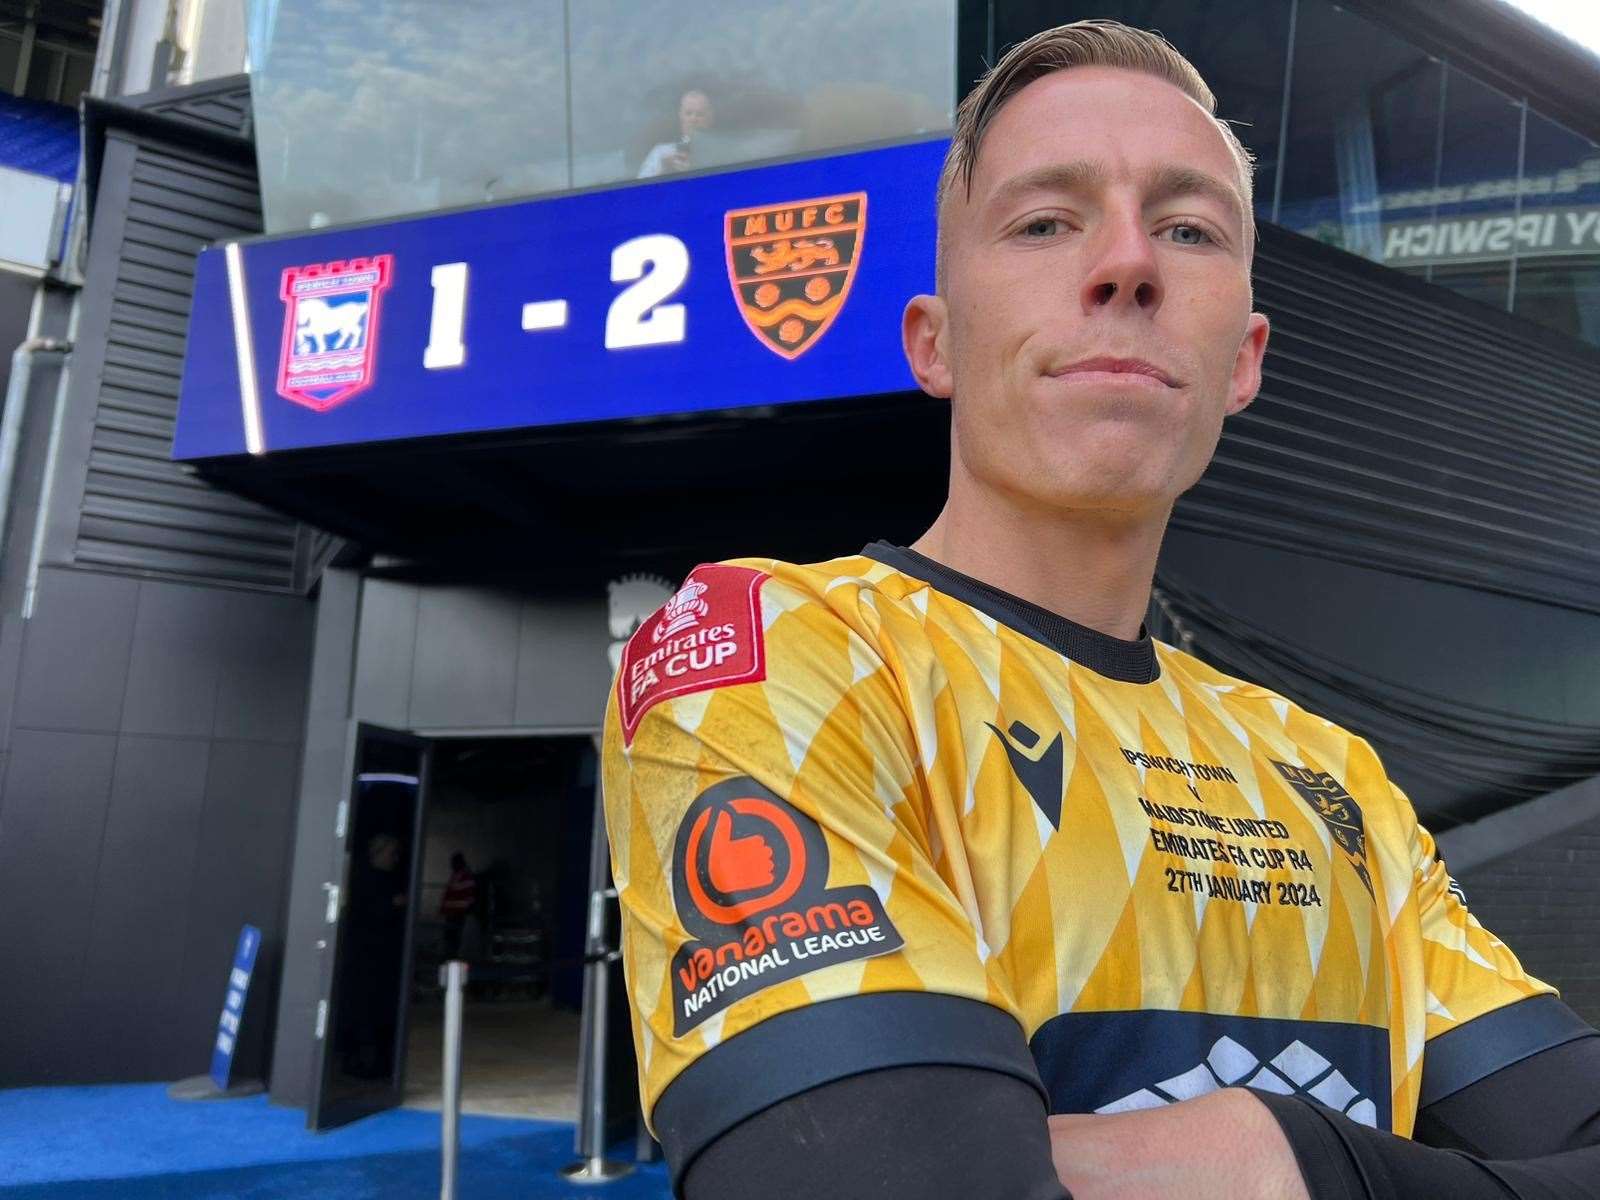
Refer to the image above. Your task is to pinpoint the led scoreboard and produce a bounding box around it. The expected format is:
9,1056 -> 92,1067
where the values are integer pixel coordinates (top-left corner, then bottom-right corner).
172,137 -> 947,460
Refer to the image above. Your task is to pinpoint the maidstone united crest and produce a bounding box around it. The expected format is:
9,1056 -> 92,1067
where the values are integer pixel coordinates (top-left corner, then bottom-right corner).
276,255 -> 394,411
725,193 -> 866,359
1271,762 -> 1374,897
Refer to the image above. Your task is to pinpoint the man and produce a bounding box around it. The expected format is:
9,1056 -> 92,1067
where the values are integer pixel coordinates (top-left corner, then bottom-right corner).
638,88 -> 714,178
602,20 -> 1600,1200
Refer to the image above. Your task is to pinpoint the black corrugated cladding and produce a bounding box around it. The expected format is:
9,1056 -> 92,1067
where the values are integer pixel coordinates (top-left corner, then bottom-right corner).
0,78 -> 317,1087
65,84 -> 309,589
1152,221 -> 1600,826
1191,224 -> 1600,618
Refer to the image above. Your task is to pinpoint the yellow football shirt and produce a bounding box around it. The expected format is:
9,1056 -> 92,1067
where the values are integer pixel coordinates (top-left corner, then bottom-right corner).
601,542 -> 1555,1172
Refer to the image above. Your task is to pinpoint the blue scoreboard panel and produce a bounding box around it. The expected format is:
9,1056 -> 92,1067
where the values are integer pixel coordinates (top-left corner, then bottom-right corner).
172,137 -> 947,460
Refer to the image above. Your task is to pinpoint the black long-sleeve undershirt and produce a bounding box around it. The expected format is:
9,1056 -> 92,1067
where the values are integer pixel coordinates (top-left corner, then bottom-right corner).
1258,1030 -> 1600,1200
679,1029 -> 1600,1199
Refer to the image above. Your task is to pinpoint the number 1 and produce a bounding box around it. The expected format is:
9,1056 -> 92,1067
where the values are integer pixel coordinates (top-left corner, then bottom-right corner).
424,261 -> 468,369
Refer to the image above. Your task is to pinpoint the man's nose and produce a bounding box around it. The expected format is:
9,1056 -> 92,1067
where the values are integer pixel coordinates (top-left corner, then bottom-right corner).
1081,211 -> 1163,313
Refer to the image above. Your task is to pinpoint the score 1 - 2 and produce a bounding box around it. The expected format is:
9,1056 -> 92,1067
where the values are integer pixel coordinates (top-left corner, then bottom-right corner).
420,233 -> 689,369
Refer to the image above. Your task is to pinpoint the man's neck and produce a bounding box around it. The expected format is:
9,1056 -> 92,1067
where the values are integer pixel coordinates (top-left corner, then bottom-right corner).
908,476 -> 1169,643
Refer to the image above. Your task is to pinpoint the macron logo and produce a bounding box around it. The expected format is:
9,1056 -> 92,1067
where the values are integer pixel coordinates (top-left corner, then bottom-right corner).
987,720 -> 1064,829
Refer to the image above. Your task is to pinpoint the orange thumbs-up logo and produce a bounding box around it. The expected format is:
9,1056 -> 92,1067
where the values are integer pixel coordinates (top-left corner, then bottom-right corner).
707,808 -> 776,894
683,793 -> 807,925
667,776 -> 905,1034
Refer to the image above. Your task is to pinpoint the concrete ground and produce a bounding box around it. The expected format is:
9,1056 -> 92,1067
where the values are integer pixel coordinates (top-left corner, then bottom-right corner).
403,997 -> 581,1121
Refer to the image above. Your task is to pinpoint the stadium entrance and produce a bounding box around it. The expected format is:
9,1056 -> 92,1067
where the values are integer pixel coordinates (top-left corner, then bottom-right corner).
308,728 -> 624,1130
401,735 -> 597,1120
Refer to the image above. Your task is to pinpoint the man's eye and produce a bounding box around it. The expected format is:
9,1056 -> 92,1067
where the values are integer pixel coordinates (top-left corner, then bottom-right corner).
1165,223 -> 1214,246
1020,218 -> 1060,238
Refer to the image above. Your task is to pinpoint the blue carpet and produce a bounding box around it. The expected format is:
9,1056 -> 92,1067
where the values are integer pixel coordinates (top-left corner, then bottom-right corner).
0,1085 -> 670,1198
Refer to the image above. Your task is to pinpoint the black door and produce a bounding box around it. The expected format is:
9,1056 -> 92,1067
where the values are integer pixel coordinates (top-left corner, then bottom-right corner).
309,724 -> 430,1130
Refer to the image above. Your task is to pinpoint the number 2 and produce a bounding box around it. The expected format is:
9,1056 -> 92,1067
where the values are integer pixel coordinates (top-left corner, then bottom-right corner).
605,234 -> 687,349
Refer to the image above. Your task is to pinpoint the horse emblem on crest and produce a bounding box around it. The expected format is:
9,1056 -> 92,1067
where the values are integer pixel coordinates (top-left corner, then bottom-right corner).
276,254 -> 394,411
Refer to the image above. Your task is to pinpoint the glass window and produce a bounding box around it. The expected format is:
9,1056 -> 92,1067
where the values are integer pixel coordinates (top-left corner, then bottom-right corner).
0,33 -> 20,96
59,51 -> 93,109
23,45 -> 62,103
569,0 -> 956,189
1510,111 -> 1600,349
992,1 -> 1292,223
1406,64 -> 1524,310
248,0 -> 957,234
249,0 -> 569,233
1277,0 -> 1443,267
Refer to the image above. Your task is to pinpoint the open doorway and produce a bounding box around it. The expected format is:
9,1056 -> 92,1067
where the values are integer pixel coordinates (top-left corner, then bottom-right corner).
402,735 -> 596,1119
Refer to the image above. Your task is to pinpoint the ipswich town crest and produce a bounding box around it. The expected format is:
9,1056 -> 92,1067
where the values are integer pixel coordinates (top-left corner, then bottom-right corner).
725,192 -> 865,359
276,255 -> 394,411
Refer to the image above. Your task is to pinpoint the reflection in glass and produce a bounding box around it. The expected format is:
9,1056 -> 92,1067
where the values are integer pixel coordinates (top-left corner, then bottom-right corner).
568,0 -> 955,189
1510,112 -> 1600,348
1412,65 -> 1523,311
249,0 -> 568,233
247,0 -> 955,233
992,1 -> 1291,222
1277,0 -> 1442,265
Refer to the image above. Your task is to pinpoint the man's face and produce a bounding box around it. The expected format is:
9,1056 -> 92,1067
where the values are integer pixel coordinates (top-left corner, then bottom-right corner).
680,91 -> 713,137
908,67 -> 1269,522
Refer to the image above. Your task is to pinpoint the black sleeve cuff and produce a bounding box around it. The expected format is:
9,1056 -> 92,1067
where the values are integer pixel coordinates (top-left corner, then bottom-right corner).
1252,1089 -> 1565,1200
1421,995 -> 1597,1107
653,991 -> 1046,1191
1250,1090 -> 1370,1200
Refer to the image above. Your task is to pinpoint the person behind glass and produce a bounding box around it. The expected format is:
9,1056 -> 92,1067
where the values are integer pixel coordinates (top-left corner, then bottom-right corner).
638,88 -> 714,178
439,850 -> 478,960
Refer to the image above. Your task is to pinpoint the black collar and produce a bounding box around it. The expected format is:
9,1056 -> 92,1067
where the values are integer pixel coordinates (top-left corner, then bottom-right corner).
861,541 -> 1160,684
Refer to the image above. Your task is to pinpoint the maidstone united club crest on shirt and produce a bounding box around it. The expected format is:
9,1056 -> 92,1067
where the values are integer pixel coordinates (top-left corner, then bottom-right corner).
724,193 -> 865,359
276,255 -> 395,411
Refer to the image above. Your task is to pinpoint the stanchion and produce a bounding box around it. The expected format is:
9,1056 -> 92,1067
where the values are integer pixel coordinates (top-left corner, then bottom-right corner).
440,960 -> 468,1200
561,750 -> 632,1184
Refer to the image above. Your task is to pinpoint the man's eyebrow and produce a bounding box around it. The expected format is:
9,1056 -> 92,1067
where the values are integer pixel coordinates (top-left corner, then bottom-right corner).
982,160 -> 1108,217
982,159 -> 1246,239
1142,164 -> 1245,237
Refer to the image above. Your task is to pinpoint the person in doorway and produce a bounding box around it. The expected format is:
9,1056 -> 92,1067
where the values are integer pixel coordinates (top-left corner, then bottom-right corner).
439,851 -> 478,961
601,19 -> 1600,1200
637,88 -> 714,178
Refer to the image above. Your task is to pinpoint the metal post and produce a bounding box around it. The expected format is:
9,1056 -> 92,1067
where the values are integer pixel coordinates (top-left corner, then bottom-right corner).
560,744 -> 631,1183
0,338 -> 70,564
440,960 -> 468,1200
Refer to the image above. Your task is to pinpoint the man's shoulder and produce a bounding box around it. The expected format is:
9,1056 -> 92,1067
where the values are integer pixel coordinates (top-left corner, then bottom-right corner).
680,547 -> 933,631
606,551 -> 912,750
1155,640 -> 1370,754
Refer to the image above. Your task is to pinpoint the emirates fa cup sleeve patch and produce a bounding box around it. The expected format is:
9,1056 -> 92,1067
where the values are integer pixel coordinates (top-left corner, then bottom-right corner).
668,777 -> 903,1035
617,563 -> 769,746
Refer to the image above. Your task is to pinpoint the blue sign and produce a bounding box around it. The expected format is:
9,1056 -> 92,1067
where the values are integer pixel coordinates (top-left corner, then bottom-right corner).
209,924 -> 261,1090
172,137 -> 948,460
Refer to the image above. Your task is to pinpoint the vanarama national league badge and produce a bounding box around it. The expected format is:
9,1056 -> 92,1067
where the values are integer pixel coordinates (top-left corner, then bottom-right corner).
276,255 -> 394,411
668,777 -> 903,1035
725,192 -> 865,359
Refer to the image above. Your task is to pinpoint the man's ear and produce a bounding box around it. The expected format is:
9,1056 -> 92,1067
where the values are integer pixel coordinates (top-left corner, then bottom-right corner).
903,293 -> 954,399
1225,311 -> 1270,416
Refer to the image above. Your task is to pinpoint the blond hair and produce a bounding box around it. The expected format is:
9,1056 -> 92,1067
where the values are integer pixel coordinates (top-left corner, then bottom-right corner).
936,19 -> 1257,287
